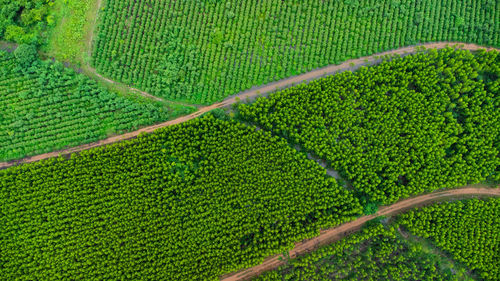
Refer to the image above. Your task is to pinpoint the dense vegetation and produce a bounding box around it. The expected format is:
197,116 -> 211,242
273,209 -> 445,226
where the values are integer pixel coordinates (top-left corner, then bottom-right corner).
255,223 -> 458,281
0,0 -> 56,44
0,49 -> 194,162
399,198 -> 500,281
239,48 -> 500,205
92,0 -> 499,103
0,115 -> 362,280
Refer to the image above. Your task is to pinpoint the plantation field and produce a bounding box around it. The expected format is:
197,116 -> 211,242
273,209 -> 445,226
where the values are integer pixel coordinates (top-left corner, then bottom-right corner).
399,198 -> 500,280
239,48 -> 500,205
0,49 -> 194,162
0,115 -> 362,280
255,223 -> 460,281
255,198 -> 500,281
92,0 -> 499,104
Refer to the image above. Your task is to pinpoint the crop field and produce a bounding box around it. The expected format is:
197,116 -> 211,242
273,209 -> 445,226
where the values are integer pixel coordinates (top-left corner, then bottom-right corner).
255,223 -> 458,281
0,49 -> 194,161
0,115 -> 362,280
92,0 -> 499,104
239,48 -> 500,204
1,0 -> 499,280
256,198 -> 499,281
399,198 -> 500,280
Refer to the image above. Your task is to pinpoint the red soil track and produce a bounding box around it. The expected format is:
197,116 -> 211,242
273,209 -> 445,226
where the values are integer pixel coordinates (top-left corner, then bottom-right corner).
220,185 -> 500,281
1,42 -> 498,169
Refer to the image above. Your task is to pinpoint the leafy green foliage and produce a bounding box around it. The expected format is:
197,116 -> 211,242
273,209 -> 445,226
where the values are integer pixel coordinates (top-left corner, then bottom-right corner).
255,223 -> 456,281
239,49 -> 500,204
399,198 -> 500,281
0,0 -> 55,44
92,0 -> 499,104
44,0 -> 98,62
0,50 -> 194,161
13,43 -> 37,67
363,202 -> 379,215
0,115 -> 362,280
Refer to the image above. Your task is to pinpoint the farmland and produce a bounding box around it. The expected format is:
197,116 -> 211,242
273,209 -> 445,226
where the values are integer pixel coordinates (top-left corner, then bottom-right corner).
0,115 -> 362,280
0,0 -> 499,280
0,48 -> 194,161
254,198 -> 500,281
239,48 -> 500,204
92,0 -> 499,103
399,198 -> 500,280
255,223 -> 457,281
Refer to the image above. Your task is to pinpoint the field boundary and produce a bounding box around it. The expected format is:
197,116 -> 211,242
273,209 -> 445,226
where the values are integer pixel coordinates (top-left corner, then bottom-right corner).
220,185 -> 500,281
1,42 -> 499,169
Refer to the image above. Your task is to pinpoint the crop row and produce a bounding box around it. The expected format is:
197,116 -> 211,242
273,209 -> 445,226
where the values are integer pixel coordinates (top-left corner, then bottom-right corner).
399,198 -> 500,280
238,48 -> 500,204
257,198 -> 500,280
0,50 -> 195,161
0,115 -> 362,280
92,0 -> 499,104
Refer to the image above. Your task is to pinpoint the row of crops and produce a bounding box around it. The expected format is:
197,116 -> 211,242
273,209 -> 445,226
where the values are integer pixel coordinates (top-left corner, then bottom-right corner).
399,198 -> 500,280
0,115 -> 362,280
1,48 -> 498,280
92,0 -> 499,104
256,224 -> 454,281
256,198 -> 500,281
0,49 -> 194,162
238,48 -> 500,205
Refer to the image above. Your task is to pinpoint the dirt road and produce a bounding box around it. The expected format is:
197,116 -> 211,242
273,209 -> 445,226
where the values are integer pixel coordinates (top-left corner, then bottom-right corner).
1,42 -> 498,169
220,185 -> 500,281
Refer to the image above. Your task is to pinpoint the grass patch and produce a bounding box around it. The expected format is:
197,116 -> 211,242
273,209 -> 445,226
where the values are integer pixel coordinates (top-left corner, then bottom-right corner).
43,0 -> 99,64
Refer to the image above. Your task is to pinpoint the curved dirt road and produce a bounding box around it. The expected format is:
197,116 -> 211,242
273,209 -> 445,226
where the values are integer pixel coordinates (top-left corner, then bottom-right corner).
1,42 -> 498,169
220,185 -> 500,281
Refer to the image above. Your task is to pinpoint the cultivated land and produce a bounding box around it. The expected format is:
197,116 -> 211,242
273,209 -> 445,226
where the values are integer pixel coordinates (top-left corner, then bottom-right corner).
92,0 -> 499,103
1,1 -> 500,281
0,49 -> 194,162
222,186 -> 500,281
400,198 -> 500,280
239,47 -> 500,204
1,42 -> 497,169
0,115 -> 362,281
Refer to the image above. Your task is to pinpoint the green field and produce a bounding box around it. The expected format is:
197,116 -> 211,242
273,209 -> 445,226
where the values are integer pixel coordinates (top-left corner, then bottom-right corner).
43,0 -> 99,63
399,198 -> 500,280
0,49 -> 194,161
1,1 -> 499,280
92,0 -> 499,104
255,223 -> 461,281
239,48 -> 500,204
256,198 -> 499,281
0,115 -> 361,280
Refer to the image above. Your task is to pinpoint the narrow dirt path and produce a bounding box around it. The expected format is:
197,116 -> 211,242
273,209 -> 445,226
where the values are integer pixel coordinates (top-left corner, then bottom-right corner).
220,185 -> 500,281
1,42 -> 498,169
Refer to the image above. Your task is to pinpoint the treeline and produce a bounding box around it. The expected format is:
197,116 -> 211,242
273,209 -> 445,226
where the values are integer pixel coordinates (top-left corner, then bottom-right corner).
399,198 -> 500,280
239,48 -> 500,204
0,115 -> 362,280
0,48 -> 194,162
255,223 -> 457,281
92,0 -> 499,104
